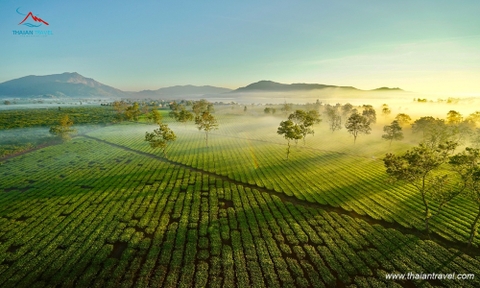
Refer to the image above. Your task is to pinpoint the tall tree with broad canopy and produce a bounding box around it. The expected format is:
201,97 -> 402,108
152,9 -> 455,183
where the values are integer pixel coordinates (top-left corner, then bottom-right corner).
394,113 -> 412,127
177,107 -> 194,127
125,102 -> 141,121
192,99 -> 214,116
412,117 -> 453,148
446,110 -> 463,125
277,119 -> 302,160
345,113 -> 371,144
383,141 -> 460,238
145,123 -> 176,157
288,110 -> 321,144
169,102 -> 194,127
148,109 -> 163,124
362,105 -> 376,124
449,147 -> 480,247
49,114 -> 76,141
342,103 -> 354,117
195,111 -> 218,147
382,120 -> 403,146
325,105 -> 342,133
465,111 -> 480,127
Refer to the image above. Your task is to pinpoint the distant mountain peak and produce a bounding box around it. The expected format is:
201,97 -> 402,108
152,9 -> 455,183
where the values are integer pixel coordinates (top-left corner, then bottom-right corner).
372,87 -> 403,92
234,80 -> 359,92
0,72 -> 129,98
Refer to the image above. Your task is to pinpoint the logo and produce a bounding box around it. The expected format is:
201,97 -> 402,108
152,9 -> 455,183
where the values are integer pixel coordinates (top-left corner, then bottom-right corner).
17,8 -> 49,28
13,8 -> 53,37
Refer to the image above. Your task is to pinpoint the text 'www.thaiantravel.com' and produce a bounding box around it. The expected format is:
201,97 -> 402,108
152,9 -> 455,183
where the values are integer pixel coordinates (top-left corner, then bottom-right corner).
385,272 -> 475,281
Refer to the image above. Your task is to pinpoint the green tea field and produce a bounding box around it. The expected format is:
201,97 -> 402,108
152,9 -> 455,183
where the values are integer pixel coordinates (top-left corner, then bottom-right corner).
1,109 -> 480,287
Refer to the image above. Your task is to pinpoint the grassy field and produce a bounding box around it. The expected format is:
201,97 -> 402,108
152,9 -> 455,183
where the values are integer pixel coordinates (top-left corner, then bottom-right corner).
1,106 -> 480,287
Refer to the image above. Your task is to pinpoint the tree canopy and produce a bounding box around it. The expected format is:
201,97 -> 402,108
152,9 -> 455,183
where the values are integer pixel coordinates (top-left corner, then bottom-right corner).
145,123 -> 176,157
192,99 -> 214,116
394,113 -> 412,127
288,110 -> 321,144
345,113 -> 371,144
383,141 -> 459,237
382,120 -> 403,145
325,105 -> 342,133
362,105 -> 376,124
49,114 -> 76,141
449,147 -> 480,246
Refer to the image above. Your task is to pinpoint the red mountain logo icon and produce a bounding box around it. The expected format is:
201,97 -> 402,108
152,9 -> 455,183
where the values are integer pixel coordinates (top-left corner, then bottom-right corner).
18,12 -> 49,26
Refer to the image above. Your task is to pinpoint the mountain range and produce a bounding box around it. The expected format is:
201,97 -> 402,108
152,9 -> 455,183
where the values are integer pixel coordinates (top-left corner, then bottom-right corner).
0,72 -> 403,99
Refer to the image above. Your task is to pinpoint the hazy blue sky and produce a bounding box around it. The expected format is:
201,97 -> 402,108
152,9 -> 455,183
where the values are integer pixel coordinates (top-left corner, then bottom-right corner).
1,0 -> 480,95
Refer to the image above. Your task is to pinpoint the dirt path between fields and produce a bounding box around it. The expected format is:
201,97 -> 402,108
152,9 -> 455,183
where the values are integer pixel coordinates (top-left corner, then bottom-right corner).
82,135 -> 480,257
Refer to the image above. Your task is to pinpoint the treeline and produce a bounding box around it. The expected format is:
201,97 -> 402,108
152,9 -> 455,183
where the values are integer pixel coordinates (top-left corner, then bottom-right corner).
274,102 -> 480,148
0,106 -> 117,130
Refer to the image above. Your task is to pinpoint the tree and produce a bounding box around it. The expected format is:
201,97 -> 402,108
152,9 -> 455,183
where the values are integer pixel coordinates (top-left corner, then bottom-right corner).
362,105 -> 376,124
112,100 -> 128,121
381,104 -> 391,118
177,108 -> 194,127
125,102 -> 141,121
145,123 -> 176,157
449,148 -> 480,247
382,120 -> 403,146
444,111 -> 474,145
192,99 -> 214,116
345,113 -> 371,144
277,119 -> 302,160
169,102 -> 194,127
412,117 -> 455,148
3,100 -> 11,105
383,141 -> 459,237
288,110 -> 321,144
281,102 -> 293,116
169,101 -> 180,119
148,109 -> 163,124
49,114 -> 76,141
395,113 -> 412,127
446,110 -> 463,125
195,111 -> 218,147
141,103 -> 150,115
244,106 -> 247,113
342,103 -> 354,117
465,111 -> 480,128
325,105 -> 342,133
264,107 -> 276,114
288,110 -> 307,125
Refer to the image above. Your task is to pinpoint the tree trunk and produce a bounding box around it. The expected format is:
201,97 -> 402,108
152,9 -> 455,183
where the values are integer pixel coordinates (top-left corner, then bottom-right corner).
205,131 -> 209,147
468,205 -> 480,247
286,141 -> 290,160
420,189 -> 431,238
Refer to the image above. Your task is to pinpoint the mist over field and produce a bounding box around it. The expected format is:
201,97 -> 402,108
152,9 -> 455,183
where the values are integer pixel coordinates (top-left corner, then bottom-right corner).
2,90 -> 480,287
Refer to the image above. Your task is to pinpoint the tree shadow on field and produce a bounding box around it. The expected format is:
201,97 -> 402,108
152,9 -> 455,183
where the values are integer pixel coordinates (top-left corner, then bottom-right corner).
0,165 -> 177,219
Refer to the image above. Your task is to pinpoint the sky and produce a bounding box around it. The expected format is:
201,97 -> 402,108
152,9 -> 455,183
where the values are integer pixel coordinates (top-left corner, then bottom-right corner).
1,0 -> 480,95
